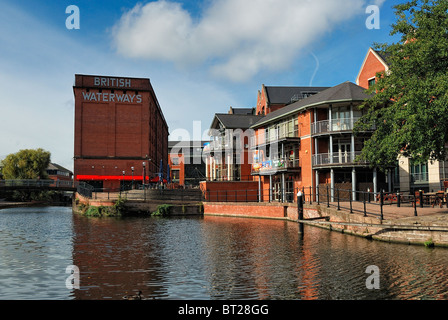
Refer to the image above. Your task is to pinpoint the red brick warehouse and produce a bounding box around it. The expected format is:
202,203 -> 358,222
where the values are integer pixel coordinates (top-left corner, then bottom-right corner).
73,74 -> 169,191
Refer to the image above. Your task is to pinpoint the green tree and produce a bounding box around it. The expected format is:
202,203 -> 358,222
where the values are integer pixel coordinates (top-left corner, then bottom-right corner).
1,148 -> 51,179
355,0 -> 448,170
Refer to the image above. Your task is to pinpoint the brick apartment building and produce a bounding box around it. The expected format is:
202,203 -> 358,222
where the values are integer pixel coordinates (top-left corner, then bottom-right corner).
73,74 -> 169,190
201,82 -> 392,203
200,47 -> 448,203
250,81 -> 387,203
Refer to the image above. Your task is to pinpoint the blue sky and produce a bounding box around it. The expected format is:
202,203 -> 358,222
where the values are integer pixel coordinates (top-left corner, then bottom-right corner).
0,0 -> 401,171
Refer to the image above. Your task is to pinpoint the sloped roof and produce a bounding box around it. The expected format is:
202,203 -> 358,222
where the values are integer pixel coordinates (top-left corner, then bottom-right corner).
252,81 -> 372,128
265,86 -> 330,104
229,107 -> 255,115
374,49 -> 391,65
47,163 -> 73,174
356,47 -> 390,85
210,113 -> 264,130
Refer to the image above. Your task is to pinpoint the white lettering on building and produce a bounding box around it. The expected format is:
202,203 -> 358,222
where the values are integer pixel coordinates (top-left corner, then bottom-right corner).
93,77 -> 132,88
82,92 -> 142,103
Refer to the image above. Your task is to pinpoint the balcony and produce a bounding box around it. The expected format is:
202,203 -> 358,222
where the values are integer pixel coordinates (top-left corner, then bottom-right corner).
251,158 -> 300,175
250,127 -> 300,148
311,118 -> 360,136
203,139 -> 232,154
312,152 -> 368,167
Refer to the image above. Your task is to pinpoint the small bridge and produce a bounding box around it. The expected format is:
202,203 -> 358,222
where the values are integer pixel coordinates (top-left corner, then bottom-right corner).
0,179 -> 93,196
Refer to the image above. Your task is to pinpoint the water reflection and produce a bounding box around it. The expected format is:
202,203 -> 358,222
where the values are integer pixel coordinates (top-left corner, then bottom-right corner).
0,207 -> 447,300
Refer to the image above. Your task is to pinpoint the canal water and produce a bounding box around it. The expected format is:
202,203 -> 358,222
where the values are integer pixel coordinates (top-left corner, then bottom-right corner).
0,206 -> 447,300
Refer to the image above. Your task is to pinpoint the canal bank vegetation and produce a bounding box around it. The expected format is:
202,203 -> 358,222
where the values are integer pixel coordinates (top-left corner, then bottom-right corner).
424,238 -> 435,248
150,203 -> 204,217
151,204 -> 172,216
75,196 -> 128,217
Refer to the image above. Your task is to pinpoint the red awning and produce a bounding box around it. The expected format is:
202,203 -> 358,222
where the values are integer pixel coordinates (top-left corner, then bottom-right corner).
149,176 -> 167,183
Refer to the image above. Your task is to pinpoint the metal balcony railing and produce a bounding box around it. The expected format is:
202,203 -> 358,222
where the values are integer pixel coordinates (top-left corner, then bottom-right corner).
311,118 -> 361,135
250,128 -> 300,147
312,152 -> 367,166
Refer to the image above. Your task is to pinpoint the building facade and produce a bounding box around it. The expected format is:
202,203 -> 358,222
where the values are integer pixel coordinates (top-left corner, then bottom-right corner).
46,163 -> 73,182
250,81 -> 387,203
168,140 -> 207,187
73,74 -> 169,190
203,107 -> 263,182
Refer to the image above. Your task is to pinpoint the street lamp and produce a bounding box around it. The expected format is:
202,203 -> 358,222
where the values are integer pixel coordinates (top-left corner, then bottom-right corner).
142,162 -> 146,189
131,166 -> 134,190
122,170 -> 125,192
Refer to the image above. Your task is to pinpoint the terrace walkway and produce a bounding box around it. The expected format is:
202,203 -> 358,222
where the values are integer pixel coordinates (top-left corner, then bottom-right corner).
325,200 -> 448,221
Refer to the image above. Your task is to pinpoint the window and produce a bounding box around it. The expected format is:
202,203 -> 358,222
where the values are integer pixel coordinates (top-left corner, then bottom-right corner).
410,161 -> 428,183
171,170 -> 180,182
332,106 -> 351,130
368,78 -> 376,88
288,118 -> 294,136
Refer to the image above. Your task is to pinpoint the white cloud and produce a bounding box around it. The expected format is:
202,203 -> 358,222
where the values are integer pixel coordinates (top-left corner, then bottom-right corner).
113,0 -> 381,82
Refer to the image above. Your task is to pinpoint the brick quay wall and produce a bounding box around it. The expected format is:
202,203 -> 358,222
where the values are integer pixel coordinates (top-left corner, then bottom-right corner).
203,202 -> 448,248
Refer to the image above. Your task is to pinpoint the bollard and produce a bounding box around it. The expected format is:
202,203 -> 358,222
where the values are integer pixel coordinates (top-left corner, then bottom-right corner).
380,190 -> 384,221
419,190 -> 423,208
309,186 -> 312,204
363,192 -> 367,217
337,188 -> 340,211
349,191 -> 353,214
297,190 -> 304,234
414,193 -> 418,216
397,192 -> 400,207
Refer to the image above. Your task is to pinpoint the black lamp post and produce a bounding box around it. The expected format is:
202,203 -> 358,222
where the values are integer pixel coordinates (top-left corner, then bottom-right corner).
142,162 -> 147,201
142,162 -> 146,189
122,170 -> 125,192
131,167 -> 134,190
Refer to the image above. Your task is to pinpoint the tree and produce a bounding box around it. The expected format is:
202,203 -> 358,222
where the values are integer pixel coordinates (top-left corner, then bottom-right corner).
1,148 -> 51,180
355,0 -> 448,170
